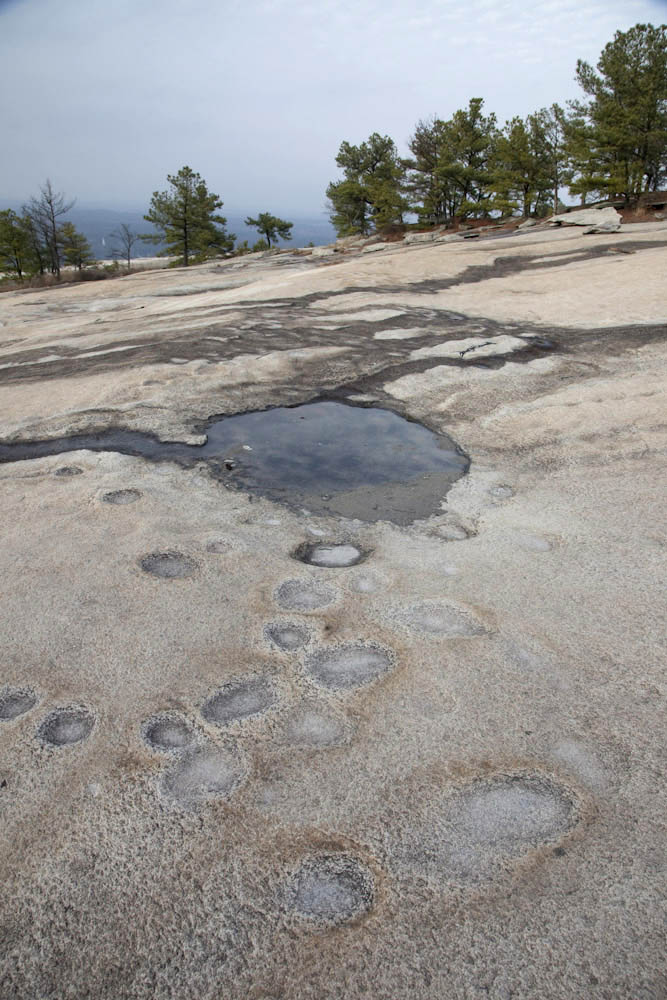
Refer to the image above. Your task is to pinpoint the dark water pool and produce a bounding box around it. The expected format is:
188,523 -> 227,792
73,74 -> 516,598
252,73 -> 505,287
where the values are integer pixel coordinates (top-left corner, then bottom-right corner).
0,401 -> 469,523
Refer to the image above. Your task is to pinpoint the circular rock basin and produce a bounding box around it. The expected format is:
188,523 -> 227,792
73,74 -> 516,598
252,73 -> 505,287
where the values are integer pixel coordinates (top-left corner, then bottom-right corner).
274,578 -> 335,611
294,542 -> 366,568
160,746 -> 246,809
395,601 -> 487,637
304,642 -> 394,690
37,707 -> 95,747
264,622 -> 311,652
103,488 -> 142,505
142,713 -> 195,752
201,677 -> 277,726
286,854 -> 375,924
391,773 -> 576,883
0,686 -> 37,721
54,465 -> 83,477
140,551 -> 198,579
283,705 -> 348,748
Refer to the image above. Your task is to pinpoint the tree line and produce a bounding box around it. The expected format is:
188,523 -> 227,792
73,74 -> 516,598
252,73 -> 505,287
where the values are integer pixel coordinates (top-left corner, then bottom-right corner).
2,23 -> 663,280
327,23 -> 667,235
0,182 -> 94,280
0,166 -> 295,280
0,182 -> 148,280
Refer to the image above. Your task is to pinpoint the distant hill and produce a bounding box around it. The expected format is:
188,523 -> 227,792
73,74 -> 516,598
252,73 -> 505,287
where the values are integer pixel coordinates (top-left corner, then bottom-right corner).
0,202 -> 336,260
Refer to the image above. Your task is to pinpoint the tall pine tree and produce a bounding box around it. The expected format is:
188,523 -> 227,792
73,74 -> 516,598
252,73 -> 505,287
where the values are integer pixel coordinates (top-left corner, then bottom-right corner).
144,167 -> 235,265
572,23 -> 667,202
405,100 -> 498,226
326,134 -> 407,236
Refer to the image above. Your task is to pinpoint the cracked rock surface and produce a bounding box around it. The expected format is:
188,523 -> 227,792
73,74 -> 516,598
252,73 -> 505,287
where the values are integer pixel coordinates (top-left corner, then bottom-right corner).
0,224 -> 665,999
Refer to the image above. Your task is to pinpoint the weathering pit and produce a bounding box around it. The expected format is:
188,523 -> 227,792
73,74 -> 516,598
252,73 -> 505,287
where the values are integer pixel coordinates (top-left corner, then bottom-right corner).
160,746 -> 246,809
294,542 -> 367,567
286,854 -> 375,924
201,677 -> 278,726
0,687 -> 37,721
264,622 -> 311,651
37,707 -> 95,747
304,642 -> 394,690
142,713 -> 196,751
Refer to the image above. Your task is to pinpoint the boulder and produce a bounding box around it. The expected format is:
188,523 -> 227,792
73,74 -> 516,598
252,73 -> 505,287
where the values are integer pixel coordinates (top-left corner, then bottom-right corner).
311,247 -> 336,258
549,207 -> 621,231
362,242 -> 393,253
583,219 -> 623,234
518,218 -> 538,230
404,232 -> 438,245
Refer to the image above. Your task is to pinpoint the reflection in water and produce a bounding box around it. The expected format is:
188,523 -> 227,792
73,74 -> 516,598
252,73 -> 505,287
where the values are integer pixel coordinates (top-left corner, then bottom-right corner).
0,401 -> 469,523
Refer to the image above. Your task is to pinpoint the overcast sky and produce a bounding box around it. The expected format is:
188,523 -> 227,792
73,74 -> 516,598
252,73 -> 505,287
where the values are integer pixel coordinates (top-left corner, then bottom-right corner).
1,0 -> 665,215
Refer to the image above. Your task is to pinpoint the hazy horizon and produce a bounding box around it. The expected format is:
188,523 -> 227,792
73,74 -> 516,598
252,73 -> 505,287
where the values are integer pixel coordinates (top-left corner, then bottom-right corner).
1,0 -> 665,214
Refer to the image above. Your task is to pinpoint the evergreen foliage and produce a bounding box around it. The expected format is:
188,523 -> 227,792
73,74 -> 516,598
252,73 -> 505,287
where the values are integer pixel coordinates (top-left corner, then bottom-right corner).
326,133 -> 408,235
490,109 -> 568,217
144,166 -> 235,265
60,223 -> 94,270
440,98 -> 498,220
244,212 -> 293,247
1,185 -> 88,280
328,23 -> 666,232
571,23 -> 667,201
0,209 -> 37,279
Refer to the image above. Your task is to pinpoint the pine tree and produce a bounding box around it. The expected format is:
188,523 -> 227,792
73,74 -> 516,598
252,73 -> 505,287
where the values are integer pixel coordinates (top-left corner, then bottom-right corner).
536,104 -> 572,214
244,212 -> 293,247
490,113 -> 557,217
572,23 -> 667,202
404,117 -> 455,225
405,100 -> 498,226
144,167 -> 235,265
326,133 -> 407,236
0,210 -> 38,280
440,99 -> 498,220
60,223 -> 94,270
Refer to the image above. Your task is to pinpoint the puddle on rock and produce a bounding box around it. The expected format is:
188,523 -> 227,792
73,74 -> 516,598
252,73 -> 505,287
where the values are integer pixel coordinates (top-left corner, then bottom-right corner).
0,401 -> 469,525
294,542 -> 367,567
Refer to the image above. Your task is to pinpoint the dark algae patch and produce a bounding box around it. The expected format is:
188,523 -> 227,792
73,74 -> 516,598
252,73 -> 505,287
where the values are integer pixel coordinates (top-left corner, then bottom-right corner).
0,400 -> 469,523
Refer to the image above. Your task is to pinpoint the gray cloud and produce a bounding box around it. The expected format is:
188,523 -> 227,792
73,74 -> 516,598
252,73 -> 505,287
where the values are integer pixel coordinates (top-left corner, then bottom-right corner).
0,0 -> 663,213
